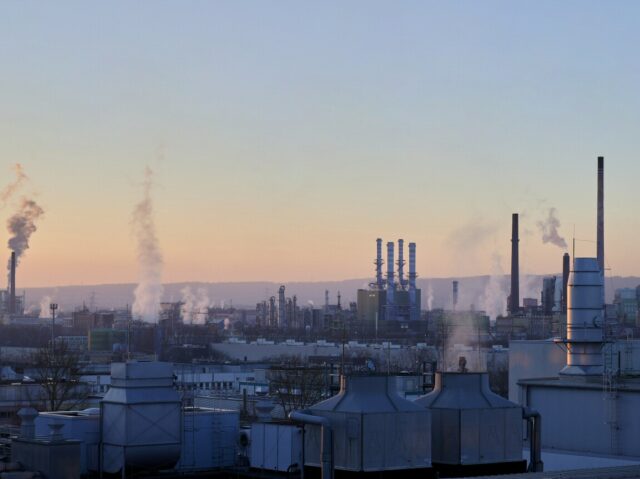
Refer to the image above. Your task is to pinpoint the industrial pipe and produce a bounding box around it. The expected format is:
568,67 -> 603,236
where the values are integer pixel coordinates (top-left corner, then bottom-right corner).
9,251 -> 16,315
375,238 -> 384,289
523,407 -> 543,473
397,239 -> 405,289
289,410 -> 334,479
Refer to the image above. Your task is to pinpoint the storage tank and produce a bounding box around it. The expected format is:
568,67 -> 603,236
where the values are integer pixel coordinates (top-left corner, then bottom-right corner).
303,374 -> 431,475
101,362 -> 181,474
415,372 -> 528,477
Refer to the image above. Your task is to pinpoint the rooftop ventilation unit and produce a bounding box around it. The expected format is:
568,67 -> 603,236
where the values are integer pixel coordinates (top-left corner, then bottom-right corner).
301,375 -> 431,475
101,362 -> 181,475
416,372 -> 535,476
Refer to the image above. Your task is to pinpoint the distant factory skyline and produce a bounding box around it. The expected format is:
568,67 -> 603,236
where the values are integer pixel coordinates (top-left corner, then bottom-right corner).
1,1 -> 640,287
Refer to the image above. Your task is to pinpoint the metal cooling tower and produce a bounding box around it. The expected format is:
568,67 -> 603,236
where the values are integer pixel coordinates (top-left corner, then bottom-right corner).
300,375 -> 431,475
416,372 -> 532,476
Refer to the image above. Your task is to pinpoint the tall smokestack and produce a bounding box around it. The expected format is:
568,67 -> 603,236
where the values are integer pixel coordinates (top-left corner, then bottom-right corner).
408,242 -> 417,321
278,285 -> 286,328
397,239 -> 406,290
375,238 -> 384,289
597,156 -> 604,277
386,241 -> 395,320
562,252 -> 570,313
510,213 -> 520,314
9,252 -> 16,315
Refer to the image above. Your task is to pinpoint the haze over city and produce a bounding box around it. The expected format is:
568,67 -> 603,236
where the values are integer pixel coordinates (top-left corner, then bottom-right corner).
2,1 -> 639,289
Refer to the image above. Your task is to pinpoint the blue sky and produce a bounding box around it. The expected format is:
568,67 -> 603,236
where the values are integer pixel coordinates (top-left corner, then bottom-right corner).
0,1 -> 638,286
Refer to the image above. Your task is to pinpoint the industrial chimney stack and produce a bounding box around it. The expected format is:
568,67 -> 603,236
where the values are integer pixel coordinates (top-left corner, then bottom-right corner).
597,156 -> 604,281
562,253 -> 570,313
386,241 -> 395,320
9,252 -> 16,316
509,213 -> 520,314
375,238 -> 384,290
397,239 -> 406,290
278,285 -> 286,328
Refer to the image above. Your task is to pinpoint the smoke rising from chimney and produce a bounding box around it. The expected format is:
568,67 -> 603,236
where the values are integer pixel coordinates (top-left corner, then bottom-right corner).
39,295 -> 53,318
1,164 -> 28,207
479,253 -> 508,320
537,208 -> 567,249
6,198 -> 45,266
180,286 -> 211,325
131,167 -> 164,322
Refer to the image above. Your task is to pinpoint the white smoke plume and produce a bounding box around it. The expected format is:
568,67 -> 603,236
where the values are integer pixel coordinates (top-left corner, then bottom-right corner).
7,198 -> 45,266
521,274 -> 541,304
479,253 -> 508,320
1,164 -> 29,207
537,208 -> 567,249
131,167 -> 163,322
39,295 -> 53,318
426,282 -> 434,311
181,286 -> 211,324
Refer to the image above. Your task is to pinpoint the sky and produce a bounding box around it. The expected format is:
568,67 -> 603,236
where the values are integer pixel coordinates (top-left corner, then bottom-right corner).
0,1 -> 639,288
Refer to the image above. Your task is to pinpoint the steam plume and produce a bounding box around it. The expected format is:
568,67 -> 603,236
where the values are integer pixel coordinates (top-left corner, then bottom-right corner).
131,167 -> 163,322
479,253 -> 508,320
7,198 -> 45,265
39,295 -> 53,318
1,164 -> 28,207
537,208 -> 567,249
180,286 -> 211,324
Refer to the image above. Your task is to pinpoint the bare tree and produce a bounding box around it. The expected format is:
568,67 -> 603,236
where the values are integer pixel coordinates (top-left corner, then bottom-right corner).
29,341 -> 90,411
267,356 -> 327,417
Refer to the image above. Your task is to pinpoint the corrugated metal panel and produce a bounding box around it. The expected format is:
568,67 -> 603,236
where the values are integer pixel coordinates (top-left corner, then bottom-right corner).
417,372 -> 523,466
178,408 -> 239,471
304,375 -> 431,472
101,362 -> 182,474
250,422 -> 302,472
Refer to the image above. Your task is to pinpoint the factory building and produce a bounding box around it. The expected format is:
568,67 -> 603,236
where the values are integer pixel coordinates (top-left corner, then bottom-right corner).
357,238 -> 421,324
512,158 -> 640,460
255,285 -> 302,329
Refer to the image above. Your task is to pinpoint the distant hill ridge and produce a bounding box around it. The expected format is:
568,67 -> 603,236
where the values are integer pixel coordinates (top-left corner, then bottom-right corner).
19,275 -> 639,313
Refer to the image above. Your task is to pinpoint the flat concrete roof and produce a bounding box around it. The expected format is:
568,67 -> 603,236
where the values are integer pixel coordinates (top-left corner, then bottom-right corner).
469,465 -> 640,478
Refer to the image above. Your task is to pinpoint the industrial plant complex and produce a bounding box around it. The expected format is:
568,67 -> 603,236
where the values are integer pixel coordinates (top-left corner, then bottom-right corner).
0,156 -> 639,479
